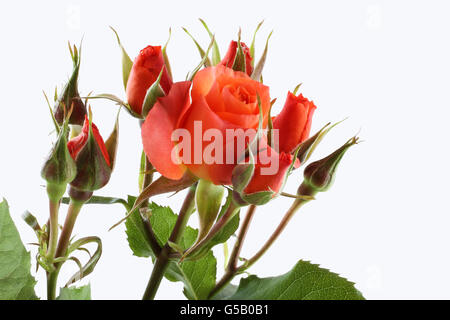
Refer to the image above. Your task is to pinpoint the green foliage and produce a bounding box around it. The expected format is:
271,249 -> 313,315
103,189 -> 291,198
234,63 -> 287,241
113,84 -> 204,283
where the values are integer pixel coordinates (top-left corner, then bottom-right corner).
57,284 -> 91,300
229,260 -> 364,300
0,199 -> 38,300
125,199 -> 217,300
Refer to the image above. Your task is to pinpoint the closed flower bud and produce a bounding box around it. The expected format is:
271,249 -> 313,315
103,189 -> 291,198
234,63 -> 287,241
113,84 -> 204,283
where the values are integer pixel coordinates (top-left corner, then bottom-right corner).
273,92 -> 316,154
41,126 -> 77,201
126,45 -> 173,116
242,151 -> 293,205
302,137 -> 359,193
195,179 -> 225,241
54,44 -> 87,126
219,40 -> 253,76
67,114 -> 118,199
231,146 -> 293,206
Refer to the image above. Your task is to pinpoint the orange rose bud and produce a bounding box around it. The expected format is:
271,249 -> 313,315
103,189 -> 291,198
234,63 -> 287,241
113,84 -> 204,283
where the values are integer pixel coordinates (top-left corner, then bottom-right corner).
219,41 -> 253,76
126,45 -> 173,116
273,92 -> 316,154
244,152 -> 292,195
67,116 -> 112,199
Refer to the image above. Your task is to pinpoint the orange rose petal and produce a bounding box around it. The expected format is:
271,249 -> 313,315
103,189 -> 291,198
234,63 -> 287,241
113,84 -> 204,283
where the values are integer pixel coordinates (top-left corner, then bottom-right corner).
141,81 -> 192,180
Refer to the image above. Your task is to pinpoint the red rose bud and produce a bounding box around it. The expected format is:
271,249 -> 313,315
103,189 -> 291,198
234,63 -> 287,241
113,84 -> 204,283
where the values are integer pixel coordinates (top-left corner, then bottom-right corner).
301,137 -> 359,193
273,92 -> 316,154
219,40 -> 253,76
242,151 -> 293,205
54,44 -> 87,126
67,115 -> 117,198
41,124 -> 77,202
126,45 -> 173,116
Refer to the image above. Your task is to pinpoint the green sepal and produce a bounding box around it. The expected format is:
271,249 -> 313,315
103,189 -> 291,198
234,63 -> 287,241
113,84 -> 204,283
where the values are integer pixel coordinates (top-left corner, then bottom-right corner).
162,28 -> 173,80
138,150 -> 146,192
232,29 -> 246,73
297,119 -> 346,164
251,31 -> 273,81
65,237 -> 102,286
188,35 -> 215,81
110,26 -> 133,91
231,153 -> 255,194
54,42 -> 87,125
182,27 -> 212,67
41,118 -> 76,201
266,98 -> 276,147
250,20 -> 264,67
194,179 -> 225,242
104,109 -> 120,170
199,18 -> 221,65
84,93 -> 141,118
242,191 -> 274,206
141,68 -> 165,117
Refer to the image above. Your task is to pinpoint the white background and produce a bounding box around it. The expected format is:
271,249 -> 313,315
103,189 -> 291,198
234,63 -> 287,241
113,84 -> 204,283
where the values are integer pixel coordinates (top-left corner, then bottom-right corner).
0,0 -> 449,300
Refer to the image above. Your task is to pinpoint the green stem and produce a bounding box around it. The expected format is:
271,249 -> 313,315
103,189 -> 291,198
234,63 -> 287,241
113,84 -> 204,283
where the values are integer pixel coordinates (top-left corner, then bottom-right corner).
142,185 -> 196,300
46,200 -> 60,262
139,157 -> 161,255
182,201 -> 240,260
46,199 -> 84,300
208,204 -> 256,299
237,184 -> 316,272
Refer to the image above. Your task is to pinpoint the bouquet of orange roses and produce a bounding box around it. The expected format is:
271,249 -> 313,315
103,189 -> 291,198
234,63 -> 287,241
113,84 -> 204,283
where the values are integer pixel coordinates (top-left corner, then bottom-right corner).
0,20 -> 362,301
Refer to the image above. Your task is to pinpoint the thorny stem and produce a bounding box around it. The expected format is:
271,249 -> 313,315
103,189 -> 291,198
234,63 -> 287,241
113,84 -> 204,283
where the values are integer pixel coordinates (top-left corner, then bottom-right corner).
237,184 -> 316,272
142,185 -> 196,300
208,204 -> 256,299
209,184 -> 316,298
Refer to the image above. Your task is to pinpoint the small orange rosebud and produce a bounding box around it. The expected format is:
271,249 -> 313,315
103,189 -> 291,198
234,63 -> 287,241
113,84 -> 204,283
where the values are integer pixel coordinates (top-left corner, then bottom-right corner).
273,92 -> 316,154
126,45 -> 173,116
219,41 -> 253,76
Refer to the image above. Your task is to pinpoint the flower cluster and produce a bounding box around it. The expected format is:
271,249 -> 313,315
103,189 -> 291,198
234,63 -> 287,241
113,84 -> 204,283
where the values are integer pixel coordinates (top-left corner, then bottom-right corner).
24,21 -> 360,301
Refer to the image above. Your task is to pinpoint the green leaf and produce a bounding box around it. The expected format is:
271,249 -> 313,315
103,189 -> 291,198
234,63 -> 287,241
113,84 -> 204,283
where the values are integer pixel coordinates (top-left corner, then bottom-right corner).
57,284 -> 91,300
0,199 -> 38,300
229,260 -> 364,300
124,196 -> 153,258
125,199 -> 216,299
